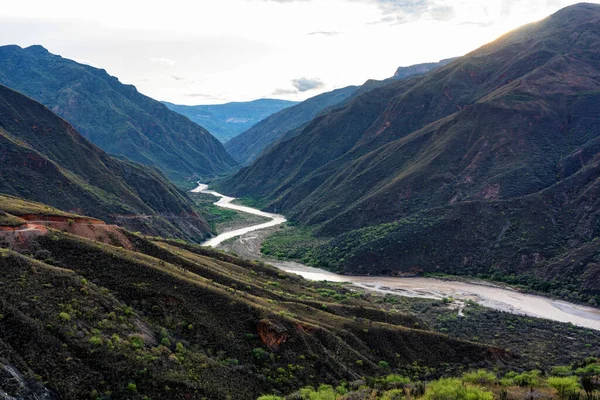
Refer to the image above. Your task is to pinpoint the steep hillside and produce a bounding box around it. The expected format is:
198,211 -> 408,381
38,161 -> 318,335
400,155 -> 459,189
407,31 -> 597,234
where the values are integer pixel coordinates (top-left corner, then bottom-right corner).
163,99 -> 297,142
0,198 -> 503,399
219,3 -> 600,300
0,84 -> 210,241
0,45 -> 237,181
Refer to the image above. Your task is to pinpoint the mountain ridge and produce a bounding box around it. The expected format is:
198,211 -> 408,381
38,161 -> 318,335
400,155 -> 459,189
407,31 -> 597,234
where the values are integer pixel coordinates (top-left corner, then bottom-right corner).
0,83 -> 211,241
0,45 -> 237,181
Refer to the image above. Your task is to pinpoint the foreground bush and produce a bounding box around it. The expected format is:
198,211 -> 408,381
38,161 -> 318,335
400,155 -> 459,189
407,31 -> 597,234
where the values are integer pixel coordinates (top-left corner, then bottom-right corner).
423,378 -> 493,400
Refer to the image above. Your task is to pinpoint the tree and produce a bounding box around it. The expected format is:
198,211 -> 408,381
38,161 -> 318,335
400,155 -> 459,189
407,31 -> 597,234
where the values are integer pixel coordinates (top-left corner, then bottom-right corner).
423,378 -> 493,400
547,376 -> 580,399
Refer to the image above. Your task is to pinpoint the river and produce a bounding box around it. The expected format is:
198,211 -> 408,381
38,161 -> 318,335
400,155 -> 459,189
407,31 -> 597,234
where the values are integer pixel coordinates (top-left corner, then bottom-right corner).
193,183 -> 600,331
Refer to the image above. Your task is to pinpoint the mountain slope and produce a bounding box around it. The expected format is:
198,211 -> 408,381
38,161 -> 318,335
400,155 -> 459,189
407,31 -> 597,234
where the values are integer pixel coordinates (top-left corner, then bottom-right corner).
163,98 -> 298,142
219,3 -> 600,300
0,196 -> 501,399
0,83 -> 210,240
0,45 -> 237,181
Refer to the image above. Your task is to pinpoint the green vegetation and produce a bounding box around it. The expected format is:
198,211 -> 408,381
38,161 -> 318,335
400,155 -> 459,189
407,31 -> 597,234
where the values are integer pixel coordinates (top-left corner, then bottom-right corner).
261,224 -> 324,262
262,360 -> 600,399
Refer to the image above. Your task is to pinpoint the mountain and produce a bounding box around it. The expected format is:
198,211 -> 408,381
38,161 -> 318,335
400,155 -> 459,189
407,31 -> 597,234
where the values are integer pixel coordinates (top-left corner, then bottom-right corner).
225,60 -> 455,166
225,86 -> 359,165
0,83 -> 210,241
0,45 -> 237,181
218,3 -> 600,302
392,58 -> 457,80
0,196 -> 497,399
163,98 -> 298,142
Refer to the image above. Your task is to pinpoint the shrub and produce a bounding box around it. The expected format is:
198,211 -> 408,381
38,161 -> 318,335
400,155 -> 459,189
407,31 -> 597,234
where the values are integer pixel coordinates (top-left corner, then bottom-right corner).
381,388 -> 406,400
462,370 -> 497,385
504,370 -> 541,388
547,376 -> 580,399
423,378 -> 493,400
58,312 -> 71,322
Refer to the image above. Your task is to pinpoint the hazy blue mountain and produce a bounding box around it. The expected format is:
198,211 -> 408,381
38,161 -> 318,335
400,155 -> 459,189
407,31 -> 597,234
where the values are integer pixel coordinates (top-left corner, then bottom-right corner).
163,98 -> 298,142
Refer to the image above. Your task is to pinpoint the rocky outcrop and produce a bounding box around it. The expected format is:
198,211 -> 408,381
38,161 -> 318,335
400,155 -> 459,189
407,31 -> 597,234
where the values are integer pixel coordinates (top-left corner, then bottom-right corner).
257,319 -> 289,349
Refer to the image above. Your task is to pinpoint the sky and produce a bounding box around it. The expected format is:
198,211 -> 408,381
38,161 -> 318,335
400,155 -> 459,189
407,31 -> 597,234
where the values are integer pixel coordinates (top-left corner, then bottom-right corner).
0,0 -> 597,105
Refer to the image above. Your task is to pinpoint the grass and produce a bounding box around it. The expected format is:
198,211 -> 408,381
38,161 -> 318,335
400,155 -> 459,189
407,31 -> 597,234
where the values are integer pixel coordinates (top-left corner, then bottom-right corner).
0,211 -> 26,227
0,194 -> 81,218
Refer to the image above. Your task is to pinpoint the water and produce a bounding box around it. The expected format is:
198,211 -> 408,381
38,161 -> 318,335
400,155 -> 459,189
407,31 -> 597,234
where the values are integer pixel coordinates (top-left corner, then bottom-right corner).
193,183 -> 600,331
192,183 -> 286,247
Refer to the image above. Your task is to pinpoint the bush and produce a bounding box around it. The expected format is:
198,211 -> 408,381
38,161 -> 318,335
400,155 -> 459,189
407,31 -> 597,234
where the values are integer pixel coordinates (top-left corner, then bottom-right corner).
381,388 -> 405,399
423,378 -> 493,400
462,370 -> 496,385
504,370 -> 541,388
58,312 -> 71,322
547,376 -> 580,399
298,384 -> 337,400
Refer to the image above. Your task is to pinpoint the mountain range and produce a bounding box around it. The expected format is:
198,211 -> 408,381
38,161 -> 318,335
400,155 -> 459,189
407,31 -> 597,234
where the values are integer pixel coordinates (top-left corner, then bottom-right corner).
218,3 -> 600,303
0,45 -> 237,182
163,99 -> 298,143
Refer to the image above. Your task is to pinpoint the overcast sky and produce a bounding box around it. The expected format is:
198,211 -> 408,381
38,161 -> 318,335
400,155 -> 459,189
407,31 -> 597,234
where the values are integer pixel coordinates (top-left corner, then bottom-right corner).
0,0 -> 596,104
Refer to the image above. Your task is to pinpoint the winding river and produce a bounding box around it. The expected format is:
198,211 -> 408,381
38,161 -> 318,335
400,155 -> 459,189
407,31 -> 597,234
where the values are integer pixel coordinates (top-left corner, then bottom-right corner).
193,183 -> 600,331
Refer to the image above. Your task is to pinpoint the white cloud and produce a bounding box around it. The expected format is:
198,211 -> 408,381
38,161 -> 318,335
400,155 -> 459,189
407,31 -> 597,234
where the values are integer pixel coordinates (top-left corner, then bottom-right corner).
150,57 -> 176,66
0,0 -> 597,104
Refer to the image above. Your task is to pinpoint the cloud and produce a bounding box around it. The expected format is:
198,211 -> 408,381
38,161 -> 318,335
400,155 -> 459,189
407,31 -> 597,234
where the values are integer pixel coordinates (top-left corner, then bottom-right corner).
429,5 -> 455,21
150,57 -> 177,66
272,88 -> 299,95
308,31 -> 342,36
292,77 -> 325,92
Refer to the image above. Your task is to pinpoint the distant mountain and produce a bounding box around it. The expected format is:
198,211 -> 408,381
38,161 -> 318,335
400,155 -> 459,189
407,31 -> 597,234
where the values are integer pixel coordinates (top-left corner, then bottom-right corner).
225,86 -> 359,165
0,45 -> 237,181
219,3 -> 600,302
225,60 -> 454,166
163,98 -> 298,142
392,58 -> 457,79
0,83 -> 210,241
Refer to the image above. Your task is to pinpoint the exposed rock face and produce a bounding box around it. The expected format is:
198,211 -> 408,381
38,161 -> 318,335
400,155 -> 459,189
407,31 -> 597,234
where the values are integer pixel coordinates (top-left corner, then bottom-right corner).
257,319 -> 289,349
0,361 -> 55,399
